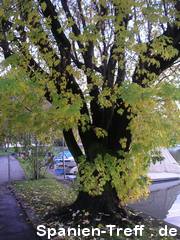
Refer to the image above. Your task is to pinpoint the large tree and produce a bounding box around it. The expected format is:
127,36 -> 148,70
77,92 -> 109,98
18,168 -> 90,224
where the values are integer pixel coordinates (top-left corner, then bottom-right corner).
0,0 -> 180,218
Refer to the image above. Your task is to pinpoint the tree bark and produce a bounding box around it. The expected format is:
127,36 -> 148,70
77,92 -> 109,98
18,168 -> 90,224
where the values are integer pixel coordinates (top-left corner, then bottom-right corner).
59,182 -> 127,224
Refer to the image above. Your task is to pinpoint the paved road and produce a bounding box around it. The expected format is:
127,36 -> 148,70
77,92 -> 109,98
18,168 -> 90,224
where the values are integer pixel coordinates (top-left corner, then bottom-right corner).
0,155 -> 41,240
0,155 -> 25,183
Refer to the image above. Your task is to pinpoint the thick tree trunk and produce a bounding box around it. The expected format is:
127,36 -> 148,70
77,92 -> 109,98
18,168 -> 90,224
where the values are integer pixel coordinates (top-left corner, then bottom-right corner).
62,109 -> 130,222
58,182 -> 128,225
70,184 -> 127,216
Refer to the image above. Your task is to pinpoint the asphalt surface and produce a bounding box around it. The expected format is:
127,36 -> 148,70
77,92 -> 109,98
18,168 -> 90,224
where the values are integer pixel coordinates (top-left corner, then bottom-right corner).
0,155 -> 41,240
0,155 -> 25,183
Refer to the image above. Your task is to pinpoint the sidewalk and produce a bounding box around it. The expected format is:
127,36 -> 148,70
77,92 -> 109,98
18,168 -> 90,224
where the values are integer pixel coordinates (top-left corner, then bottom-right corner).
0,155 -> 41,240
0,155 -> 25,183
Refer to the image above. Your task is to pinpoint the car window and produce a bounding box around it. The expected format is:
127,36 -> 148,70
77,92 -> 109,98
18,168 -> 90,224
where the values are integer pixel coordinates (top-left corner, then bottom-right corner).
56,150 -> 73,159
64,151 -> 72,158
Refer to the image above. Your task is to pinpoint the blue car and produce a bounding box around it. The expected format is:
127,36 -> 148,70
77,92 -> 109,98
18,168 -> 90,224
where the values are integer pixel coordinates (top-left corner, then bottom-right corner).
54,150 -> 76,168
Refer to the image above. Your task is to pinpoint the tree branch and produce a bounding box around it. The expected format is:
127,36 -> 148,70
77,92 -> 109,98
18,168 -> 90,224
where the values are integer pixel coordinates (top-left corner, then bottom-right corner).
63,129 -> 83,161
0,20 -> 12,58
60,0 -> 84,50
132,26 -> 180,86
133,1 -> 180,86
77,0 -> 86,28
39,0 -> 71,55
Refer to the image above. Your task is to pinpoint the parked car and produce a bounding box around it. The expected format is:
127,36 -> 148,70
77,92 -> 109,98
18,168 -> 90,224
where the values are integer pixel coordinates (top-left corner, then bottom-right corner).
69,166 -> 78,174
54,150 -> 76,168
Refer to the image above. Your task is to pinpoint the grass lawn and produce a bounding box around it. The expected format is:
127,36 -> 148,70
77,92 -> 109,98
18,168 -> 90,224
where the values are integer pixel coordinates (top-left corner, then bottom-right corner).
0,152 -> 10,156
13,178 -> 77,221
0,150 -> 14,156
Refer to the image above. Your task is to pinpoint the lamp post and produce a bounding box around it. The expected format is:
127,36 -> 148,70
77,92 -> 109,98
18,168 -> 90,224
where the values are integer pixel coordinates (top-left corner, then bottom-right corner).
62,138 -> 66,179
8,155 -> 10,182
7,143 -> 10,183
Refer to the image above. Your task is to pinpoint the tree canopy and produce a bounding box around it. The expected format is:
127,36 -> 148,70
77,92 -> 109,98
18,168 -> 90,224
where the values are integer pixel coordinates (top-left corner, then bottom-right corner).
0,0 -> 180,206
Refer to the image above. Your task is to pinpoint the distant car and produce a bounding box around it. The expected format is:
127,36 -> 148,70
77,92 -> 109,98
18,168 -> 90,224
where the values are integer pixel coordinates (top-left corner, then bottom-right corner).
54,150 -> 76,168
69,166 -> 78,174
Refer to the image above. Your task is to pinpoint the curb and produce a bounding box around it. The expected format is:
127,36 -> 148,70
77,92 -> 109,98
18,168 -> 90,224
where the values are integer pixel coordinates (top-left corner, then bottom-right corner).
9,184 -> 47,240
